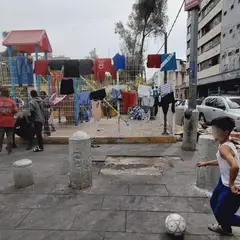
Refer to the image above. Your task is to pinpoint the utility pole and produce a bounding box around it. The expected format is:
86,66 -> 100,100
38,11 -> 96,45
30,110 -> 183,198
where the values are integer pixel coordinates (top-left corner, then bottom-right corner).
182,0 -> 200,151
162,31 -> 168,135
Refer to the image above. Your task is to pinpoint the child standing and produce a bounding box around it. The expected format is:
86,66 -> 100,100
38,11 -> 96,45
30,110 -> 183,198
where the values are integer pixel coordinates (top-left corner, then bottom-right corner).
197,116 -> 240,236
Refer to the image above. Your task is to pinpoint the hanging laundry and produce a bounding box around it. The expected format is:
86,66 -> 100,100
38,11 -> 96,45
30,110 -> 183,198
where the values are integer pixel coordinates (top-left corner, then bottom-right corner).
77,91 -> 90,105
93,58 -> 112,82
50,71 -> 63,94
79,59 -> 94,76
64,60 -> 80,78
90,89 -> 106,101
12,56 -> 34,86
34,60 -> 49,75
159,82 -> 173,99
60,79 -> 74,95
91,100 -> 102,121
147,54 -> 161,68
141,96 -> 155,107
160,92 -> 175,115
121,91 -> 137,114
113,53 -> 126,71
160,53 -> 177,72
110,64 -> 117,80
48,60 -> 65,71
111,88 -> 122,100
138,84 -> 153,98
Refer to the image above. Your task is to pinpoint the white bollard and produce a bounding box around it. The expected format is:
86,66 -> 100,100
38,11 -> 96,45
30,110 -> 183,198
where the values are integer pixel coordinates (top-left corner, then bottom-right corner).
68,131 -> 92,189
13,159 -> 34,188
197,135 -> 220,191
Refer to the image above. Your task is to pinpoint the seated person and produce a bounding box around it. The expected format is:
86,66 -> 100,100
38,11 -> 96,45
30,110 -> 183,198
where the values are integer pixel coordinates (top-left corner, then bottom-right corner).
13,110 -> 35,150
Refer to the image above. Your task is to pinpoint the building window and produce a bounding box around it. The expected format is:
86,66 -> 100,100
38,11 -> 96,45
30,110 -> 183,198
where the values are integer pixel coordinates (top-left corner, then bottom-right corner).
201,13 -> 222,37
201,34 -> 221,53
187,40 -> 190,49
222,54 -> 225,59
237,24 -> 240,29
223,33 -> 226,38
200,55 -> 220,71
229,29 -> 233,34
236,49 -> 240,53
200,0 -> 221,21
231,5 -> 234,9
224,11 -> 227,16
228,52 -> 232,56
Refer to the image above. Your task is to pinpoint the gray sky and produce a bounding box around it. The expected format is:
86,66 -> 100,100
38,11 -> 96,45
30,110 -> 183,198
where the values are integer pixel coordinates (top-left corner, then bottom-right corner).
0,0 -> 187,77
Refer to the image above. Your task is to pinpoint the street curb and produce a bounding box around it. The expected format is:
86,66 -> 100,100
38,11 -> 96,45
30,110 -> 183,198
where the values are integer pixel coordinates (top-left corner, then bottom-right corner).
11,136 -> 177,144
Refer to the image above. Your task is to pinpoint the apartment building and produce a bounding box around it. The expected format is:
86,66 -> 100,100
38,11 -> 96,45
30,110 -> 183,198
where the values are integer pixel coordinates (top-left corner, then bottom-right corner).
187,0 -> 240,96
186,0 -> 222,96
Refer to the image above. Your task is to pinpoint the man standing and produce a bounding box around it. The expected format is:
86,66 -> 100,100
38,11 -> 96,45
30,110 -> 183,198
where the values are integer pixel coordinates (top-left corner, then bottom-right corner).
29,90 -> 44,152
0,89 -> 18,154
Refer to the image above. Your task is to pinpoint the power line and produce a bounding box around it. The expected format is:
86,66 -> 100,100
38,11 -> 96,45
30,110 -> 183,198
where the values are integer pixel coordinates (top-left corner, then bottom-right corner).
156,0 -> 185,54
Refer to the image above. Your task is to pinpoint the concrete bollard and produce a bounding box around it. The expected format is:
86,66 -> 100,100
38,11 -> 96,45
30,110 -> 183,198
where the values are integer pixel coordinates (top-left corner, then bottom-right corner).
13,159 -> 34,188
69,131 -> 92,189
196,135 -> 220,191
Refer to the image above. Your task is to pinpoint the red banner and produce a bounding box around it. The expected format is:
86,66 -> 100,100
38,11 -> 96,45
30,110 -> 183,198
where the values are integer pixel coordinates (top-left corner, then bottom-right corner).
185,0 -> 200,11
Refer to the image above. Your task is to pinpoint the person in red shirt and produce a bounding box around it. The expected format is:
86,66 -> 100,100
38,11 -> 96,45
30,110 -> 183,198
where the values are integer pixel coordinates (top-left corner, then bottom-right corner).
0,89 -> 18,154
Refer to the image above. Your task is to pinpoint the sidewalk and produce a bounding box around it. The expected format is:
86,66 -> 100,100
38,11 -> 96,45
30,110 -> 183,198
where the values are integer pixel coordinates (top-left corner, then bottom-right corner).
0,143 -> 239,239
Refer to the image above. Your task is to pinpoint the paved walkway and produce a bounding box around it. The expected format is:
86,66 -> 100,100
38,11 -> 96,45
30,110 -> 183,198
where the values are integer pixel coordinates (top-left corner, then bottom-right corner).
0,144 -> 239,239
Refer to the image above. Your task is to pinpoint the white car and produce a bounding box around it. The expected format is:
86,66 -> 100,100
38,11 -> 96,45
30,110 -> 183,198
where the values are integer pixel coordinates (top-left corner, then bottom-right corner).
198,96 -> 240,131
175,99 -> 204,126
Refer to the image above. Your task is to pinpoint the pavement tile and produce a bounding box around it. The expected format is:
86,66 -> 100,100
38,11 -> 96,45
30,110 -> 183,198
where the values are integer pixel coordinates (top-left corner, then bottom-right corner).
58,194 -> 103,209
0,180 -> 53,194
0,194 -> 62,209
102,195 -> 147,211
126,211 -> 187,234
146,197 -> 194,212
165,183 -> 207,197
129,184 -> 169,196
104,232 -> 161,240
187,197 -> 212,213
187,213 -> 216,235
71,210 -> 125,232
17,207 -> 78,230
0,209 -> 31,230
83,182 -> 128,195
45,231 -> 103,240
0,230 -> 48,240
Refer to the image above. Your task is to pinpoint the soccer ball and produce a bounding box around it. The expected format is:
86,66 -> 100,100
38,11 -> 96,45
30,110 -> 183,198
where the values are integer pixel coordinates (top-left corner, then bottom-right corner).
165,213 -> 186,236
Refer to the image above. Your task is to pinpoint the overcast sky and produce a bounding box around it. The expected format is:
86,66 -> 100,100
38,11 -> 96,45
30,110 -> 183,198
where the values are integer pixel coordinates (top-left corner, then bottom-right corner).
0,0 -> 187,77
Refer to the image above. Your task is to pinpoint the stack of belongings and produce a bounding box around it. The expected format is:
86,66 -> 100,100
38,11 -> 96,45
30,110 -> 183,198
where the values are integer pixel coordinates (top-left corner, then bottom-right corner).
128,106 -> 146,120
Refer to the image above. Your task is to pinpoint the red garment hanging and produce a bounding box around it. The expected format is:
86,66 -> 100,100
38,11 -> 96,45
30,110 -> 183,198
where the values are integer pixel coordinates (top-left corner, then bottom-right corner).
50,71 -> 63,93
121,91 -> 137,114
147,54 -> 161,68
34,60 -> 49,75
93,58 -> 112,82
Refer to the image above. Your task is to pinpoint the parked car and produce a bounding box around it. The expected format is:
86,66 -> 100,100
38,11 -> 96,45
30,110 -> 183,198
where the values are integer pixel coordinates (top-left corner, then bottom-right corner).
198,95 -> 240,131
175,98 -> 204,126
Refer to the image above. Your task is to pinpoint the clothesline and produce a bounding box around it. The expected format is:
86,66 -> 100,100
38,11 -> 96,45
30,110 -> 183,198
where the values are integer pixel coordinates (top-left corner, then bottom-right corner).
80,75 -> 129,126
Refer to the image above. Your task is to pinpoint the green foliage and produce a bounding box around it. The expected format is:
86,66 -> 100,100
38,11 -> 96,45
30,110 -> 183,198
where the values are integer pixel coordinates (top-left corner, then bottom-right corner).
115,0 -> 168,78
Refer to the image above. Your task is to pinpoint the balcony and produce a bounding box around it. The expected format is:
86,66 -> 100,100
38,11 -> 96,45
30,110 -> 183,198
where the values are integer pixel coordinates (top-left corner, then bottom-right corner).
198,44 -> 220,64
198,64 -> 220,79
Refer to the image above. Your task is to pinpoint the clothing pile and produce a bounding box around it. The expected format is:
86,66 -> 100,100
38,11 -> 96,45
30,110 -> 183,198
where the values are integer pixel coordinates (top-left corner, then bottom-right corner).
128,106 -> 146,120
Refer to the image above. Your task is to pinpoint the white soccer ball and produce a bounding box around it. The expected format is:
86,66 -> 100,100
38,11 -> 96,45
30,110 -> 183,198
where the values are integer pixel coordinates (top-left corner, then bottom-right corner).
165,213 -> 186,236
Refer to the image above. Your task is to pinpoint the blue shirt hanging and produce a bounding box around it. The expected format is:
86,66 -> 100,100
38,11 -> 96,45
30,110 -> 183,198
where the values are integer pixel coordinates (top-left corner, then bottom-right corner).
113,53 -> 126,71
160,52 -> 177,72
12,56 -> 33,86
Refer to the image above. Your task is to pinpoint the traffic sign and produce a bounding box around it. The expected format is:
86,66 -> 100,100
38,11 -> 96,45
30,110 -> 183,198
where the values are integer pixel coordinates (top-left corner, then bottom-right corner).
185,0 -> 200,11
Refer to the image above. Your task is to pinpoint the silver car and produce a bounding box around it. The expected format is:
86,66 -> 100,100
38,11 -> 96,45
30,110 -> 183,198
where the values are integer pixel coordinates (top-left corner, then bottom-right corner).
198,96 -> 240,131
175,99 -> 204,126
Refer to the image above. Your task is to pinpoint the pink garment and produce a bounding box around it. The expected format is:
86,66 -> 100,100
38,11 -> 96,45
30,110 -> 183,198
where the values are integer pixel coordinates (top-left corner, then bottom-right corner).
91,100 -> 102,121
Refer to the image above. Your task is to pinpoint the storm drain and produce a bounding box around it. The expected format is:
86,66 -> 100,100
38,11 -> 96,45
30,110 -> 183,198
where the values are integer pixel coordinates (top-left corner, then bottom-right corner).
100,156 -> 180,176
